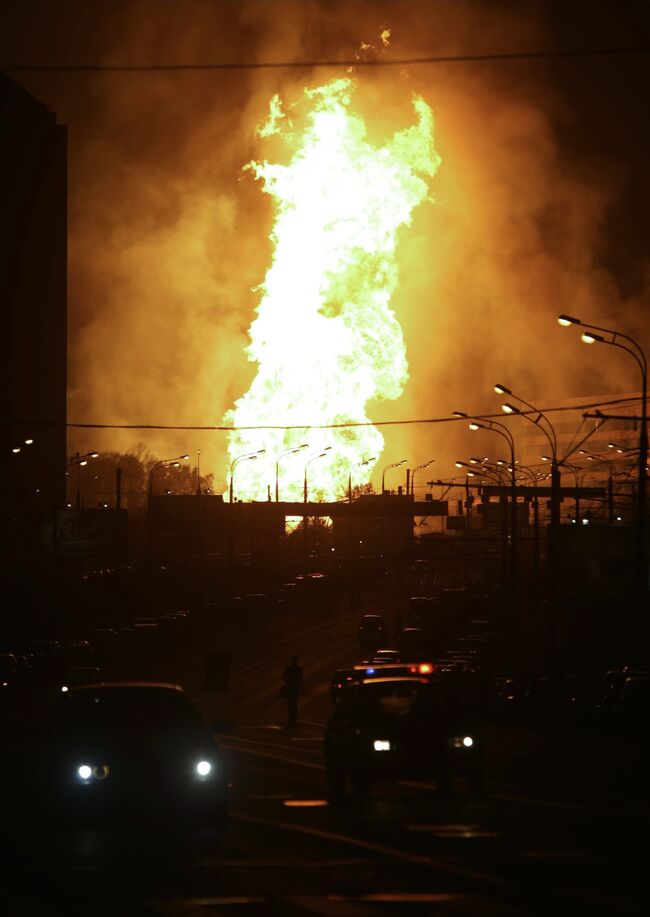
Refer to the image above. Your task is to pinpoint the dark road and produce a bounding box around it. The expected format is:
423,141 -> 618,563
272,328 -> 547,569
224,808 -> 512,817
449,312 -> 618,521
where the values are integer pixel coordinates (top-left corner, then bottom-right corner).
1,590 -> 648,916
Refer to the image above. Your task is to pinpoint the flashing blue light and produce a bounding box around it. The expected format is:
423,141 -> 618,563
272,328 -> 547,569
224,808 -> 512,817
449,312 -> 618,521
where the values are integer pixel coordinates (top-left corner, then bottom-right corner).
366,668 -> 376,675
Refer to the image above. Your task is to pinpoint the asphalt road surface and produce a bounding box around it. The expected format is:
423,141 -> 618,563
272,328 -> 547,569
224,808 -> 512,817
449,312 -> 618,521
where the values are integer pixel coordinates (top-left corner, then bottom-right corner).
1,592 -> 648,915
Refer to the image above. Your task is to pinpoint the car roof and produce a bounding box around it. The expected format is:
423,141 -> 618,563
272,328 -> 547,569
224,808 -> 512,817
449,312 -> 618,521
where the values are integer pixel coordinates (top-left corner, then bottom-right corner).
356,675 -> 432,687
67,681 -> 184,694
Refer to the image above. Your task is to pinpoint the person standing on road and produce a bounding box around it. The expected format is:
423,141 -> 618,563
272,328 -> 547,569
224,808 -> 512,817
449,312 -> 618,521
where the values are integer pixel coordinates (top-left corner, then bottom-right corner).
282,655 -> 303,727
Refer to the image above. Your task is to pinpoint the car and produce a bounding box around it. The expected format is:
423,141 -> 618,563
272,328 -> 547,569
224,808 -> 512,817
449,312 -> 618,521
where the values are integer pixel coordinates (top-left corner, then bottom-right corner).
28,682 -> 229,826
330,661 -> 437,703
397,626 -> 426,659
324,675 -> 484,805
0,653 -> 21,688
366,648 -> 401,665
60,666 -> 103,689
358,614 -> 386,650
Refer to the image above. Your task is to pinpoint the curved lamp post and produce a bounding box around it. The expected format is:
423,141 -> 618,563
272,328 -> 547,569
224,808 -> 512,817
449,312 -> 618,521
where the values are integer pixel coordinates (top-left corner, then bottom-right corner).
229,449 -> 266,504
146,453 -> 189,571
275,443 -> 308,502
544,456 -> 581,523
348,456 -> 375,503
495,382 -> 560,533
67,451 -> 100,509
465,414 -> 518,638
580,449 -> 617,523
559,314 -> 648,587
411,458 -> 435,497
381,459 -> 407,494
303,447 -> 331,503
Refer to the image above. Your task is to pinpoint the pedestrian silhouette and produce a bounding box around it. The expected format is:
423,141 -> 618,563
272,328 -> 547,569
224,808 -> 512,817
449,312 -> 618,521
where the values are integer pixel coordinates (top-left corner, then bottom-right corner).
204,649 -> 219,691
282,655 -> 303,727
217,649 -> 231,688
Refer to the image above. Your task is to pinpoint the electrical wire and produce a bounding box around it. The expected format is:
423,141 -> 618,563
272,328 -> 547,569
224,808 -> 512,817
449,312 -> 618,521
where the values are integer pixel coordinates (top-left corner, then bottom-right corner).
3,394 -> 644,432
1,46 -> 644,73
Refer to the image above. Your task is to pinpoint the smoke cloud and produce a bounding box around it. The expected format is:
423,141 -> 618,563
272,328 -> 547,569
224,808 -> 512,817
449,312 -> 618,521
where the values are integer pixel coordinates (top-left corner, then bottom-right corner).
1,0 -> 647,491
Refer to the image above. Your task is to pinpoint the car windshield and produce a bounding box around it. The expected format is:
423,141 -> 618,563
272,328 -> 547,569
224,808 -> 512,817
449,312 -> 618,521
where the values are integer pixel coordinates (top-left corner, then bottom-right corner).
51,687 -> 205,742
348,681 -> 444,719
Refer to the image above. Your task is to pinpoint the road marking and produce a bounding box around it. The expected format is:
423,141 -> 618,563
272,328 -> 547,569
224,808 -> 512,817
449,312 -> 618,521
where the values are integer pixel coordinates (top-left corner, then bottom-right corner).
406,824 -> 503,839
492,789 -> 650,819
180,897 -> 266,906
329,892 -> 465,903
283,799 -> 328,807
524,850 -> 587,859
231,812 -> 510,887
225,740 -> 325,771
225,735 -> 322,758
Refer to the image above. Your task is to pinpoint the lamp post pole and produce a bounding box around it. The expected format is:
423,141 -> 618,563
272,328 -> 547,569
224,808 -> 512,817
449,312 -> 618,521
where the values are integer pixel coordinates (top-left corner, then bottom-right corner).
507,461 -> 541,583
275,444 -> 308,502
146,454 -> 189,573
465,417 -> 518,657
579,450 -> 617,524
348,456 -> 375,503
381,459 -> 407,494
303,448 -> 331,504
411,459 -> 435,497
559,315 -> 647,590
495,387 -> 560,670
66,451 -> 99,510
229,449 -> 266,504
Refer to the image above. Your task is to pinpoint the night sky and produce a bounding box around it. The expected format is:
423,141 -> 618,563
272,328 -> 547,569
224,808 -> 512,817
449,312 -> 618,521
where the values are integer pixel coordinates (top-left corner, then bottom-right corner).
1,0 -> 648,489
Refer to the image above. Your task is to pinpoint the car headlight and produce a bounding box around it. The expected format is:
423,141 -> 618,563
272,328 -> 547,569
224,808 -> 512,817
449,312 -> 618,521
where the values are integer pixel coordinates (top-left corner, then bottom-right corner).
77,763 -> 110,781
195,760 -> 212,777
373,739 -> 391,752
447,736 -> 474,748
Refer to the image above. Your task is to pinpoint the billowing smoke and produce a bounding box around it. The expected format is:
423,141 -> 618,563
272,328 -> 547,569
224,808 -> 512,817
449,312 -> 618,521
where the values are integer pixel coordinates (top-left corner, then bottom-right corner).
1,0 -> 646,489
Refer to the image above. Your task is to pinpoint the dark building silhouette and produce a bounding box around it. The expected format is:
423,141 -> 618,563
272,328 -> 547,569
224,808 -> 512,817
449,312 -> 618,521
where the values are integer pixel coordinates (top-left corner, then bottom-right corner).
0,73 -> 67,570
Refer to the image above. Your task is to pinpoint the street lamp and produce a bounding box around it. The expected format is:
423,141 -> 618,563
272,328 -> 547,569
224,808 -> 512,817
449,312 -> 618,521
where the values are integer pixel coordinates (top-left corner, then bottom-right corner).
466,415 -> 518,627
146,453 -> 189,570
348,456 -> 375,503
411,458 -> 435,496
275,443 -> 308,502
579,450 -> 618,523
493,383 -> 561,602
544,456 -> 581,522
67,451 -> 100,509
229,449 -> 266,504
303,447 -> 331,503
558,313 -> 648,586
381,459 -> 407,494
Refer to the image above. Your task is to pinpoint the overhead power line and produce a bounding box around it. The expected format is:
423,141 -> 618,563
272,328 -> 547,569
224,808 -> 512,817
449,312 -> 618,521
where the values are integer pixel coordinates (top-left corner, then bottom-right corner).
4,395 -> 643,432
1,46 -> 644,73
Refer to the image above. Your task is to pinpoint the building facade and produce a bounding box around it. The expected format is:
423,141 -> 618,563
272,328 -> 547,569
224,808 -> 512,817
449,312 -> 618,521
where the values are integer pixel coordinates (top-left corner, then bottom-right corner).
0,73 -> 67,570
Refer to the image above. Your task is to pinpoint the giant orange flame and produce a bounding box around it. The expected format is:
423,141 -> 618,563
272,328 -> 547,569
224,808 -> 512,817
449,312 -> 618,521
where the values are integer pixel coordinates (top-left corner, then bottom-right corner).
224,75 -> 440,502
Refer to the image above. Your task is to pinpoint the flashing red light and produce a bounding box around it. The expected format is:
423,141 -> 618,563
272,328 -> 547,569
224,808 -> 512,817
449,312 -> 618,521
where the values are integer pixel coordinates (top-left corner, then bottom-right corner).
410,663 -> 434,674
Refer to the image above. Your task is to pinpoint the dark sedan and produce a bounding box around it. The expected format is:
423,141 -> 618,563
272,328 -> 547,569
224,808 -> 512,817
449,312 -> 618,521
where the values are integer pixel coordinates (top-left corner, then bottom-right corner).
28,682 -> 229,826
